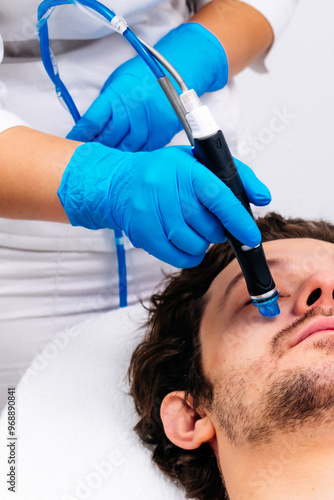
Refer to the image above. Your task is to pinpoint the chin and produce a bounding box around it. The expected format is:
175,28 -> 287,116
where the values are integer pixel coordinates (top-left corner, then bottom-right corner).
264,359 -> 334,429
282,337 -> 334,369
310,335 -> 334,354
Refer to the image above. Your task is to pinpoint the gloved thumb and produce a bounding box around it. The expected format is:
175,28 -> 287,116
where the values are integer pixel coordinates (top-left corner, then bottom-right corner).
234,157 -> 272,207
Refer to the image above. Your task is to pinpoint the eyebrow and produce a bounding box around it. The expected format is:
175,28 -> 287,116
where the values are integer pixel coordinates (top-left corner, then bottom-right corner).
219,257 -> 288,310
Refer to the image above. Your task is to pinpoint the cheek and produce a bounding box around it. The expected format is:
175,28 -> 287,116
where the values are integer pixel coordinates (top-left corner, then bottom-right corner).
221,308 -> 274,353
201,307 -> 292,375
203,320 -> 266,372
209,356 -> 275,413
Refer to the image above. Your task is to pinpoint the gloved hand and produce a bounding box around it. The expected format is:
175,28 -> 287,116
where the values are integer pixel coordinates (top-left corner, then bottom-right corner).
58,143 -> 271,268
66,23 -> 228,151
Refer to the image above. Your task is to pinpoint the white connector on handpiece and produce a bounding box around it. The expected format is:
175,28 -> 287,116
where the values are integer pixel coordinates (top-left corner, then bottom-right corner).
180,89 -> 201,112
180,89 -> 219,140
110,14 -> 128,34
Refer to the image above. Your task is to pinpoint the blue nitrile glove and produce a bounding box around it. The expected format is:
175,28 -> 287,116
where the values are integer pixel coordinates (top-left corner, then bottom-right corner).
58,143 -> 271,268
66,23 -> 228,151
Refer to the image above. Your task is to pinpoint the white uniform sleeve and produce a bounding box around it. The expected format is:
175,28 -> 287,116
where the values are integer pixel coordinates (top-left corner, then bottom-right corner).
0,34 -> 29,134
196,0 -> 300,72
238,0 -> 300,72
0,109 -> 29,134
241,0 -> 300,42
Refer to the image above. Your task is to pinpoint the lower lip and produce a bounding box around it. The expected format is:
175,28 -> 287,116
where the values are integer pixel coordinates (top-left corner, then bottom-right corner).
299,329 -> 334,344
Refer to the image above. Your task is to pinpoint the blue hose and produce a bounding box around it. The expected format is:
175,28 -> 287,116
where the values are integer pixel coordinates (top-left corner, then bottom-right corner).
37,0 -> 168,309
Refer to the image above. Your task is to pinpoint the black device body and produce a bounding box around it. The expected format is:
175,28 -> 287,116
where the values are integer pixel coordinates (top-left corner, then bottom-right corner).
193,130 -> 276,298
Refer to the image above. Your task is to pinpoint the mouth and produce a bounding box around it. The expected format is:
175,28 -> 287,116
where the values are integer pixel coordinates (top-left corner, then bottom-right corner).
291,318 -> 334,348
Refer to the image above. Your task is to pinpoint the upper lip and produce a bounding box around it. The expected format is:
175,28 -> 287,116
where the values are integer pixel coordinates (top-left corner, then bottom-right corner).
290,317 -> 334,348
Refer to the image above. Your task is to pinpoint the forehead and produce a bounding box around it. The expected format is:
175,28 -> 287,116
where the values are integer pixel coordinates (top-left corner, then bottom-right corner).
208,238 -> 334,297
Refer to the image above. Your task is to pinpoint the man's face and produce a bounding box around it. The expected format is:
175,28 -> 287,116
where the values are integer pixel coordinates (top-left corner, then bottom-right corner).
200,238 -> 334,447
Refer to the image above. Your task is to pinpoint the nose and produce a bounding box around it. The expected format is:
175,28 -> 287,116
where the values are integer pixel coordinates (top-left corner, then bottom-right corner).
293,271 -> 334,315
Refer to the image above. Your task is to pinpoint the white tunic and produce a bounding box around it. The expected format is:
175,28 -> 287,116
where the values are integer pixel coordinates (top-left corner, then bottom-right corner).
0,0 -> 299,407
0,0 -> 300,252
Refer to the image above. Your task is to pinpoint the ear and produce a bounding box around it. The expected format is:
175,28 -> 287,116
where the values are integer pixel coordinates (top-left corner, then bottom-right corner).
160,391 -> 216,450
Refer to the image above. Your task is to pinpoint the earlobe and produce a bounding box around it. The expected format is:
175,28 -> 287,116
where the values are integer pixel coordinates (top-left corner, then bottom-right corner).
160,391 -> 216,450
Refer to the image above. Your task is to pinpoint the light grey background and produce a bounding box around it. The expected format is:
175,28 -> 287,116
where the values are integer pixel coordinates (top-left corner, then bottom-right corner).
235,0 -> 334,222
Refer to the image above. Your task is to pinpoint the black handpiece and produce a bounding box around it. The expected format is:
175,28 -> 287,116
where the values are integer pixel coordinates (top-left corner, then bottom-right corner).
193,130 -> 280,317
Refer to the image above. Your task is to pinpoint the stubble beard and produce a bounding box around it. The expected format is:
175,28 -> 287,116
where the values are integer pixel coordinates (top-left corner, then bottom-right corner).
211,309 -> 334,447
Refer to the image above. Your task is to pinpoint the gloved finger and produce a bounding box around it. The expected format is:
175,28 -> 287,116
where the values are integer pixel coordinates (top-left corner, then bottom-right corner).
67,90 -> 129,147
153,174 -> 223,250
174,145 -> 193,154
133,197 -> 211,256
233,157 -> 272,207
114,98 -> 149,152
192,162 -> 262,247
162,146 -> 226,243
118,91 -> 181,152
177,182 -> 226,243
166,221 -> 210,256
66,92 -> 113,142
93,87 -> 151,152
182,201 -> 226,243
129,224 -> 206,269
136,119 -> 183,152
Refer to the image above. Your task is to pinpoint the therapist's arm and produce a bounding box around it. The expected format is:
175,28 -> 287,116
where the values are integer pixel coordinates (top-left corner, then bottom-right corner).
0,126 -> 81,222
191,0 -> 274,77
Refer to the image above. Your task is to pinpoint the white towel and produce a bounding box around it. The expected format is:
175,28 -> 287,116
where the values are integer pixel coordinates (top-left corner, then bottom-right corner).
0,303 -> 187,499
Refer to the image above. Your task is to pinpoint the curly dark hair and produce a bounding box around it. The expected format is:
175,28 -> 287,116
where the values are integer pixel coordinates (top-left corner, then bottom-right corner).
128,212 -> 334,500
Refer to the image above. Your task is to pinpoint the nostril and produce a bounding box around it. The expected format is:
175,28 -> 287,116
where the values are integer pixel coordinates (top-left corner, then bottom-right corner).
307,288 -> 322,306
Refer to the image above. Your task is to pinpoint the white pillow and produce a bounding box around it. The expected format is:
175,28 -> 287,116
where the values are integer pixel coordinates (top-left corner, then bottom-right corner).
0,303 -> 186,499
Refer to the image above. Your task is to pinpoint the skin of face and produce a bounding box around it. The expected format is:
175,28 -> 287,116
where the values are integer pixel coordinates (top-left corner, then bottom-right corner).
200,238 -> 334,446
160,237 -> 334,499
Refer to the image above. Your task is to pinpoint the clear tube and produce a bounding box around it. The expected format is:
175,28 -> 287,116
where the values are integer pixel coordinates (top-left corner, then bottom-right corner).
37,0 -> 188,119
36,5 -> 56,30
67,0 -> 117,29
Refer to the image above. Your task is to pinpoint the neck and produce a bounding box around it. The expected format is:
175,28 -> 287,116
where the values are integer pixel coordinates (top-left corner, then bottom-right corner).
219,430 -> 334,500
